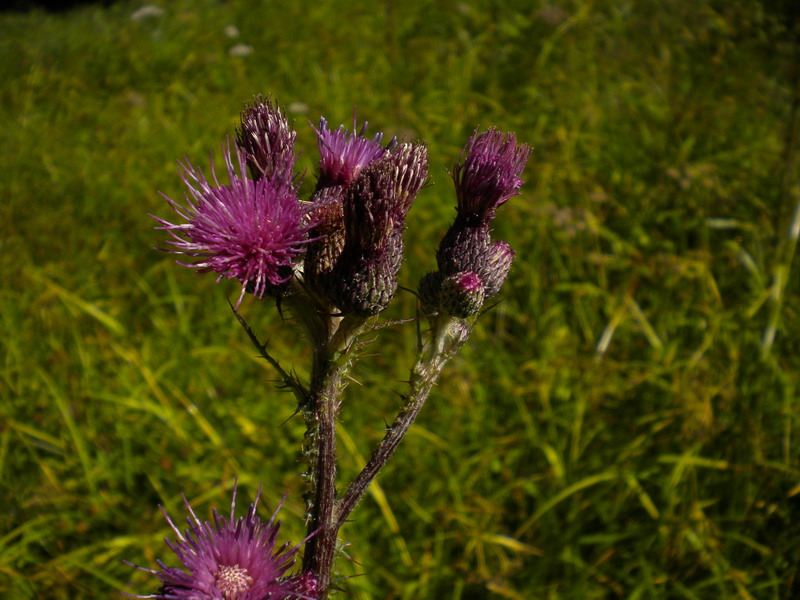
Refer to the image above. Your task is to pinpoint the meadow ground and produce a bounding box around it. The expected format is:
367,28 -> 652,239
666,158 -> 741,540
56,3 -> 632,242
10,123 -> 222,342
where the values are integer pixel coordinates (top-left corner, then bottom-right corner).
1,0 -> 799,598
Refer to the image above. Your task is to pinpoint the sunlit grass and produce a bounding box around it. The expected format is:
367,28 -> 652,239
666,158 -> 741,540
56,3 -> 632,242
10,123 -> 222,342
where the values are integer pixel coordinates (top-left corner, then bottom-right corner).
1,0 -> 799,598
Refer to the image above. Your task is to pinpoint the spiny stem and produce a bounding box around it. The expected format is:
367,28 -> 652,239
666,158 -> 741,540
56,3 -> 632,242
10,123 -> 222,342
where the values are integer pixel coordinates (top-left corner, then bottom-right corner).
336,315 -> 471,529
301,314 -> 368,597
230,301 -> 309,406
301,349 -> 342,595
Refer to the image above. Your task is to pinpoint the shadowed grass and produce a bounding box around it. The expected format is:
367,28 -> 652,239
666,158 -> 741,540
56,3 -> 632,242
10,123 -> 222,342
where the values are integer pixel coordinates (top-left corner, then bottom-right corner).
2,0 -> 799,598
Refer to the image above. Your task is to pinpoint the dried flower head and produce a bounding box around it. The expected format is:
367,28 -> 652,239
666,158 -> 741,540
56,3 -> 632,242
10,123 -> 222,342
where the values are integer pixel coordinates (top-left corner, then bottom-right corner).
127,484 -> 317,600
236,96 -> 298,190
331,143 -> 428,316
153,144 -> 314,308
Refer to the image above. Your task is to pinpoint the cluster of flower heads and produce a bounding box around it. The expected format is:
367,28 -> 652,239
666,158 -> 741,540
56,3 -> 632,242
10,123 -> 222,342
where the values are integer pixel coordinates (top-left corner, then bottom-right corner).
154,96 -> 530,318
304,114 -> 429,315
420,128 -> 531,317
127,483 -> 317,600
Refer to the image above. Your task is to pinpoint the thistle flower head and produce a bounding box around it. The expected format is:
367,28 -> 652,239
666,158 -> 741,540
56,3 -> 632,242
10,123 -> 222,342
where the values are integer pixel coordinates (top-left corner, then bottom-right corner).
236,96 -> 298,189
342,142 -> 428,254
127,484 -> 317,600
153,144 -> 314,308
452,128 -> 531,225
312,113 -> 388,188
330,143 -> 428,316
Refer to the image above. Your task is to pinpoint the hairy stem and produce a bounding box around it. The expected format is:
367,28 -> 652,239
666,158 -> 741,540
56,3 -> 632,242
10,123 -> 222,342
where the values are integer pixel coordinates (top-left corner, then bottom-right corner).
301,314 -> 368,597
336,316 -> 471,528
301,347 -> 342,595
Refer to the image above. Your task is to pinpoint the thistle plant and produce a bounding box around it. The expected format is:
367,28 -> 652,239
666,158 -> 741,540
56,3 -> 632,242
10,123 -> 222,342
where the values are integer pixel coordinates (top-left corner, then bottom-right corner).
133,95 -> 531,599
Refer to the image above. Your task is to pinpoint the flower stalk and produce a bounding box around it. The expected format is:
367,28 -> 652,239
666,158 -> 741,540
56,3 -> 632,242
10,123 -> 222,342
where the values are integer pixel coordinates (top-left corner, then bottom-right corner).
336,315 -> 471,529
302,342 -> 344,593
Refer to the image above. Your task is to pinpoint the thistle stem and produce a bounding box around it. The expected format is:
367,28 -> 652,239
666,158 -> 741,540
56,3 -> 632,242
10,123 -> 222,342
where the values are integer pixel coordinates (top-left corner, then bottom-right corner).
336,316 -> 471,529
301,348 -> 342,595
301,314 -> 368,597
300,314 -> 469,597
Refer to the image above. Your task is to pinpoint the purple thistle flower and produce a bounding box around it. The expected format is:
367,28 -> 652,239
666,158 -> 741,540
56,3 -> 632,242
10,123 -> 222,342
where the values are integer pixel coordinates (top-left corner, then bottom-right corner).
452,127 -> 531,225
303,113 -> 392,302
236,96 -> 298,190
127,484 -> 317,600
153,143 -> 314,308
312,113 -> 388,188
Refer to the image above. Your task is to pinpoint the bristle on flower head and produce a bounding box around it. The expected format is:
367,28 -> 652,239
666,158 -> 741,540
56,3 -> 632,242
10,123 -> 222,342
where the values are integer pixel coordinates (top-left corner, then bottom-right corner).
440,271 -> 486,318
152,143 -> 315,308
125,482 -> 318,600
312,111 -> 388,188
452,128 -> 531,225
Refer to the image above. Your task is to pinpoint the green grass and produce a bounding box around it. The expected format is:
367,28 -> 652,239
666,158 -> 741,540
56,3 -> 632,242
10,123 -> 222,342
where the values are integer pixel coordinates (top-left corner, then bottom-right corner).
2,0 -> 799,597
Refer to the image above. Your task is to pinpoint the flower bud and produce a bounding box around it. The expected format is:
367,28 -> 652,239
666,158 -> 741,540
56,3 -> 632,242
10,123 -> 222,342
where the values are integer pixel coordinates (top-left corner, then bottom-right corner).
440,271 -> 485,318
236,96 -> 297,190
331,143 -> 428,316
479,240 -> 515,297
333,254 -> 399,317
433,128 -> 531,302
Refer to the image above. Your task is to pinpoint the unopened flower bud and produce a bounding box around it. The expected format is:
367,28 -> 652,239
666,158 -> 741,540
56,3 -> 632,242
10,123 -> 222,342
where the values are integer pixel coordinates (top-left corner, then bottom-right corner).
333,255 -> 399,317
236,96 -> 297,190
440,271 -> 485,318
479,240 -> 515,297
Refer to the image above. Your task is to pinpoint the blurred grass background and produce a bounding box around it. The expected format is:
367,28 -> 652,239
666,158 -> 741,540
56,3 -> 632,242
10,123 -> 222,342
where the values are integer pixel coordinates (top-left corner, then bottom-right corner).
2,0 -> 799,598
